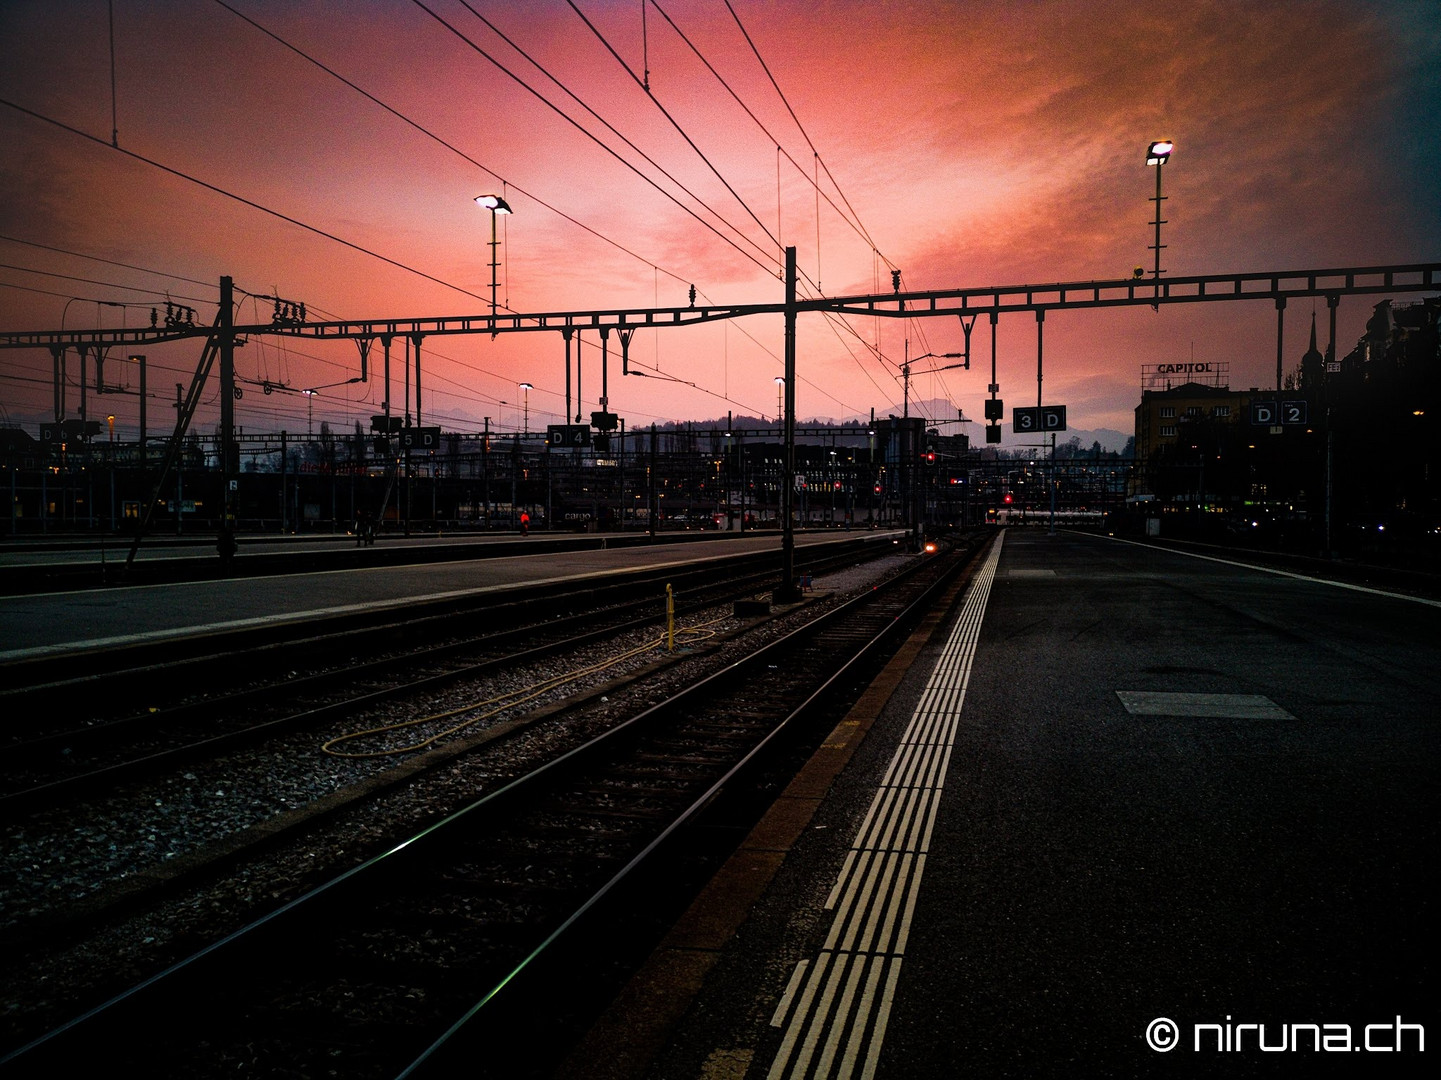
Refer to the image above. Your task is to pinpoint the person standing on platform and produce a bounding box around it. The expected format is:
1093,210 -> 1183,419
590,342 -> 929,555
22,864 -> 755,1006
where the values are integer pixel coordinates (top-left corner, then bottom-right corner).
520,511 -> 530,536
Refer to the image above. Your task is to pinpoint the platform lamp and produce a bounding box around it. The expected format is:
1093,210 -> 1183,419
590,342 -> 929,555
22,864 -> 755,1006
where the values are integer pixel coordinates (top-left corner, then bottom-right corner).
1145,140 -> 1173,309
474,194 -> 513,325
519,382 -> 533,435
774,376 -> 785,424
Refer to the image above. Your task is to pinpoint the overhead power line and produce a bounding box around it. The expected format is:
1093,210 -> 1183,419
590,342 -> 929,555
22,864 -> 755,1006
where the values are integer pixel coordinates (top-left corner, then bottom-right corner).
0,234 -> 219,293
0,96 -> 490,305
721,0 -> 887,271
414,0 -> 777,278
648,0 -> 890,273
209,0 -> 702,301
565,0 -> 784,267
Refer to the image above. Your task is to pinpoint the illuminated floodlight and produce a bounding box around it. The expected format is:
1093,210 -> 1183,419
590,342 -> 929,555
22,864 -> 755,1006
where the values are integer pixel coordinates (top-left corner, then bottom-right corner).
474,194 -> 512,214
1146,140 -> 1174,166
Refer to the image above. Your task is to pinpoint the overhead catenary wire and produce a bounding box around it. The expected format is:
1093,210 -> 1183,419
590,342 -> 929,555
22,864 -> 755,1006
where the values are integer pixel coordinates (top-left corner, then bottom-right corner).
208,0 -> 700,303
2,7 -> 911,432
647,0 -> 891,277
722,0 -> 888,266
612,0 -> 914,391
0,96 -> 492,305
0,234 -> 219,293
565,0 -> 787,274
0,262 -> 214,309
418,0 -> 778,278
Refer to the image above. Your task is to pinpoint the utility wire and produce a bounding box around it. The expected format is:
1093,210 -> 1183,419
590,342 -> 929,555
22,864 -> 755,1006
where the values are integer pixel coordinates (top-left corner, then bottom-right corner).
211,0 -> 701,300
565,0 -> 784,270
615,1 -> 906,388
415,0 -> 776,277
0,96 -> 490,304
648,0 -> 888,274
0,262 -> 213,307
0,234 -> 218,292
722,0 -> 887,267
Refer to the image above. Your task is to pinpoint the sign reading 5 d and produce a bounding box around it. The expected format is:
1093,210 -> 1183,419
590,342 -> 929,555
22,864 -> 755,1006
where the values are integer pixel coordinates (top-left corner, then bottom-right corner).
1012,405 -> 1067,433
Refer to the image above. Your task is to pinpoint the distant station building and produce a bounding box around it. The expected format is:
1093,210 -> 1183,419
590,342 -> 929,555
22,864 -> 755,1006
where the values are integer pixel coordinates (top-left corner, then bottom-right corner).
1130,297 -> 1439,552
1133,360 -> 1250,468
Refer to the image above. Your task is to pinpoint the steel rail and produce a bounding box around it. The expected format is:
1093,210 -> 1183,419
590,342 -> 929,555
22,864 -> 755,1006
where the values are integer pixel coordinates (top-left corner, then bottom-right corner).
0,536 -> 978,1077
0,540 -> 887,814
396,535 -> 984,1078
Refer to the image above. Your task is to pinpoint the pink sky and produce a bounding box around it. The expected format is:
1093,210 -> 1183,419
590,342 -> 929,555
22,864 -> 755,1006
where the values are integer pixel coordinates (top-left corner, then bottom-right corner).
2,0 -> 1438,444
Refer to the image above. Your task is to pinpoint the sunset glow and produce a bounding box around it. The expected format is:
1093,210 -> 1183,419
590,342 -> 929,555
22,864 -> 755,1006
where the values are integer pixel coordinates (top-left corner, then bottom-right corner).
2,0 -> 1437,444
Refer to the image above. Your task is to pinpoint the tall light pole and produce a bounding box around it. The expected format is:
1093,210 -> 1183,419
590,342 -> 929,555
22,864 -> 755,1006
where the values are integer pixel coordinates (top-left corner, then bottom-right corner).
774,376 -> 785,423
474,194 -> 513,325
519,382 -> 533,435
1146,140 -> 1173,309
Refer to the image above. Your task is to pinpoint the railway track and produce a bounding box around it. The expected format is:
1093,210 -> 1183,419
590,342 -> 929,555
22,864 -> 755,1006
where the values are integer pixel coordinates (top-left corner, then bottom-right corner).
0,532 -> 987,1079
0,537 -> 894,814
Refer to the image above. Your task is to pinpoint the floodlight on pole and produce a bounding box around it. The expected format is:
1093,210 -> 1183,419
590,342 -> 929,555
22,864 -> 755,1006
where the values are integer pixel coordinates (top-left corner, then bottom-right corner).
774,376 -> 785,423
519,381 -> 533,435
474,195 -> 513,326
1146,141 -> 1172,309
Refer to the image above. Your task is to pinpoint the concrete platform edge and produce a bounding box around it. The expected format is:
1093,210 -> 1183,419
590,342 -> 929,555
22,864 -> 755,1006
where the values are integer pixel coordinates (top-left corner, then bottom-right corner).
559,542 -> 988,1080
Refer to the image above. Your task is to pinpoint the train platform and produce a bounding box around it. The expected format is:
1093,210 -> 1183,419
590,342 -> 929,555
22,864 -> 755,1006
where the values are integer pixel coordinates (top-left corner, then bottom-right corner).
0,526 -> 785,594
0,529 -> 899,663
570,528 -> 1438,1079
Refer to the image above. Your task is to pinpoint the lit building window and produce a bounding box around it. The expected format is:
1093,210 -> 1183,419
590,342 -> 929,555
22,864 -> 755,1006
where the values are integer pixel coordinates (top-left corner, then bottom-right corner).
1160,406 -> 1176,418
1161,425 -> 1177,437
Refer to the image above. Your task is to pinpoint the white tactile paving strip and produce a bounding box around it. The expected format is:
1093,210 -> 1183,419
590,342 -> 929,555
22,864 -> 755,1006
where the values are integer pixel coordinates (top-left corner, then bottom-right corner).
765,533 -> 1005,1080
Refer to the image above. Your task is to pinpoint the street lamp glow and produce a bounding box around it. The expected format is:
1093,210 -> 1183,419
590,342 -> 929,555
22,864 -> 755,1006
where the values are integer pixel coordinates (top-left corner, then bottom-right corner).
473,194 -> 512,214
1146,140 -> 1174,166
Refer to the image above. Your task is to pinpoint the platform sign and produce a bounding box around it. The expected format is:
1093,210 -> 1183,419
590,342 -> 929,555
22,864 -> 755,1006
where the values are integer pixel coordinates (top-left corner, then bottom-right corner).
1251,401 -> 1308,426
400,426 -> 441,450
1012,405 -> 1067,434
547,424 -> 592,448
